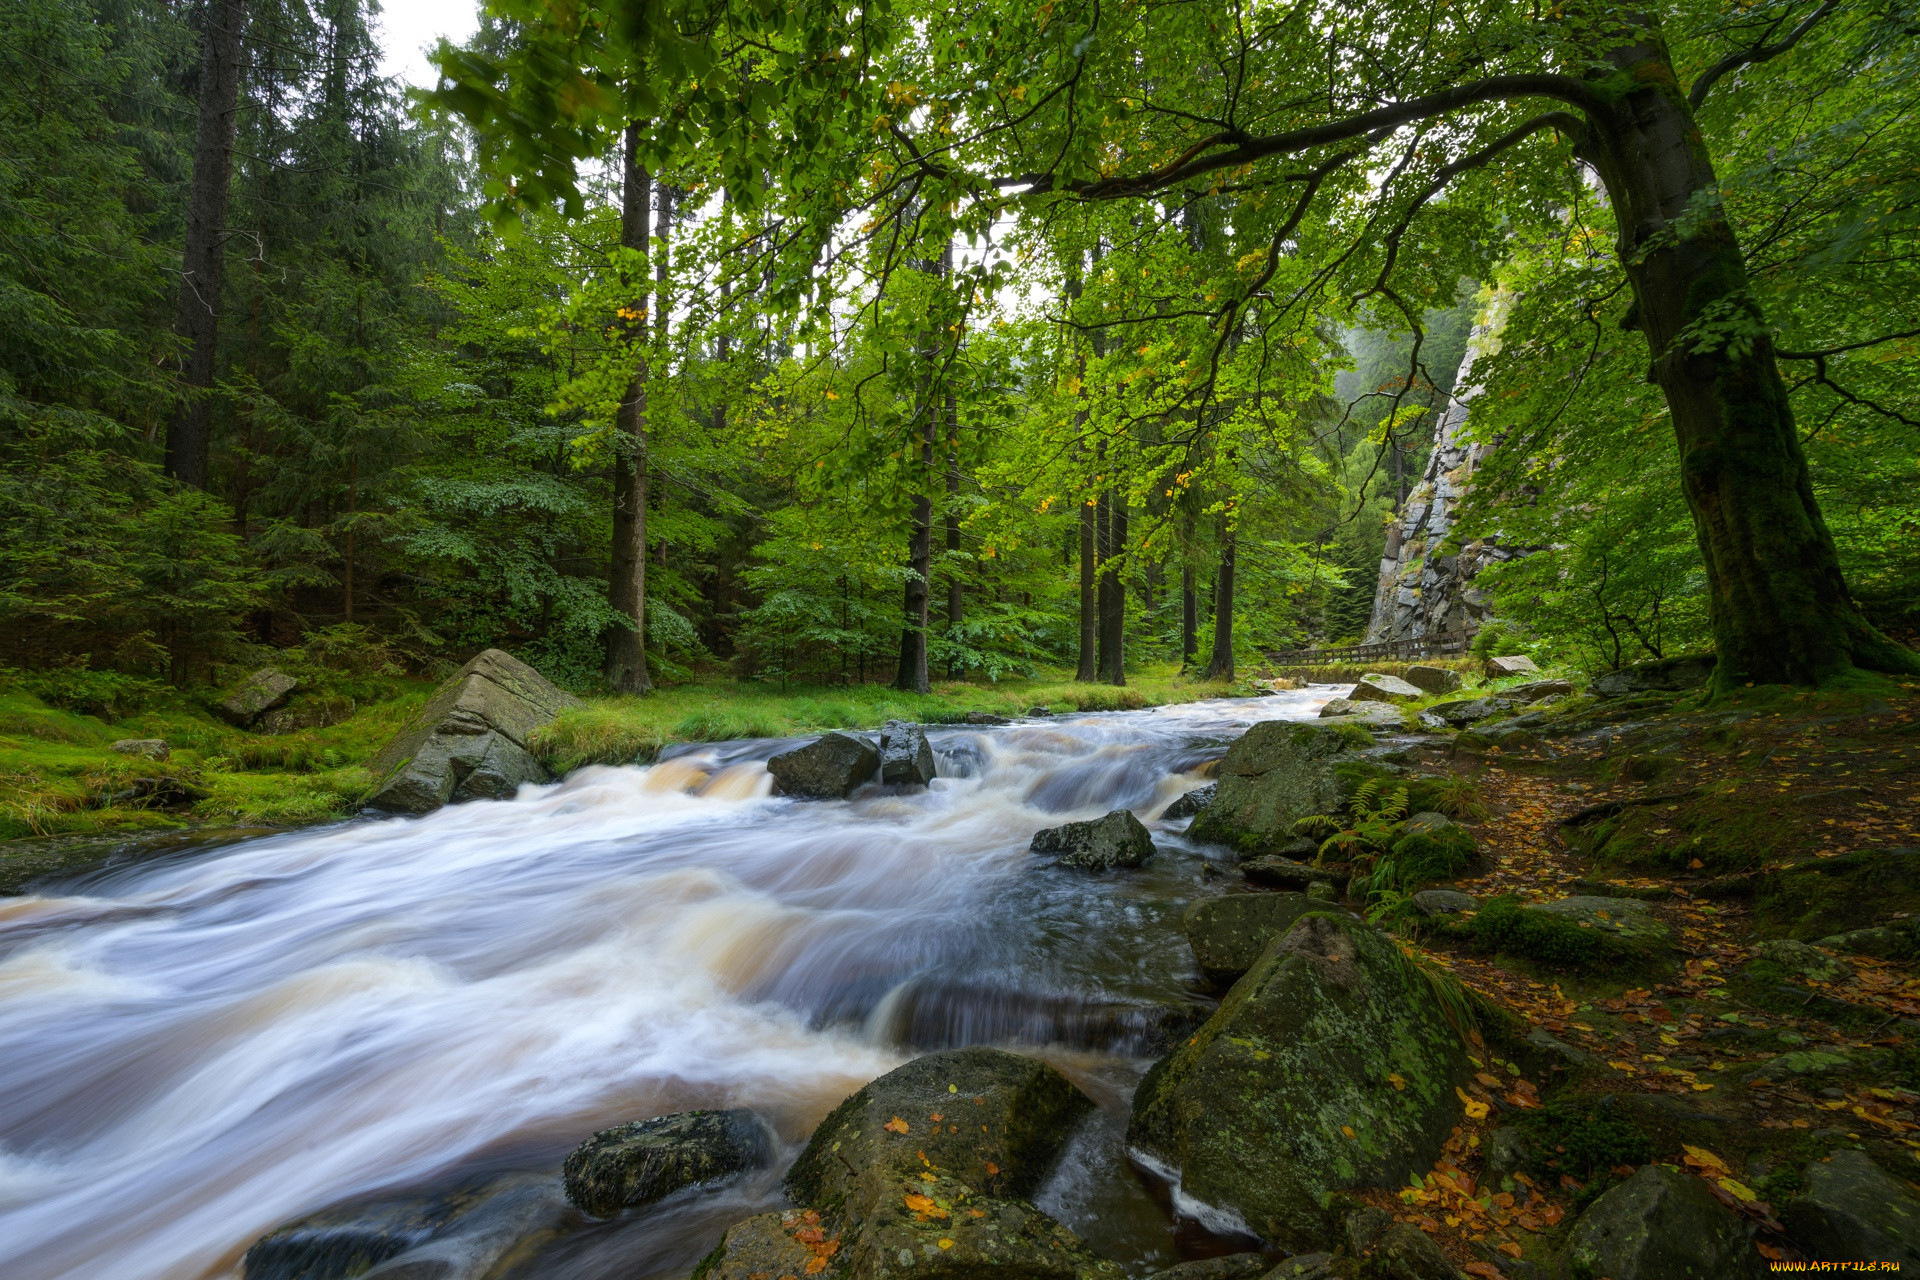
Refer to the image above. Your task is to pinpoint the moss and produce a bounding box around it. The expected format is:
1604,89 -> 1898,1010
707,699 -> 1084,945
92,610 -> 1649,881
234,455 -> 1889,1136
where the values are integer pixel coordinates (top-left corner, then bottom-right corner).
1391,826 -> 1477,886
1445,895 -> 1635,970
1510,1097 -> 1654,1178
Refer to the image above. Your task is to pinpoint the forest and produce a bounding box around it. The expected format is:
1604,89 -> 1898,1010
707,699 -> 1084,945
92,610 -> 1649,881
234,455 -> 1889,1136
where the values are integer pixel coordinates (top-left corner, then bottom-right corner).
5,2 -> 1920,1278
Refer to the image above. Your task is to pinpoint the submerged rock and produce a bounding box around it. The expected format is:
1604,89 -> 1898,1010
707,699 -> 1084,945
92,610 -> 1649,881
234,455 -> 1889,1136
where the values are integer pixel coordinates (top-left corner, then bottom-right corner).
1128,912 -> 1472,1250
1162,783 -> 1216,820
213,668 -> 301,727
1348,673 -> 1423,704
1783,1149 -> 1920,1265
563,1108 -> 770,1218
365,650 -> 580,814
1030,809 -> 1157,871
768,731 -> 881,799
878,720 -> 938,787
1563,1164 -> 1764,1280
1182,892 -> 1323,986
1402,665 -> 1463,695
1187,721 -> 1370,855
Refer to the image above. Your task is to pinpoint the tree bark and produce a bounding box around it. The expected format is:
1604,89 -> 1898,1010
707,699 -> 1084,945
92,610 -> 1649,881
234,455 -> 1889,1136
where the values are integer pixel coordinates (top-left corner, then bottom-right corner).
1579,21 -> 1919,688
944,390 -> 962,679
164,0 -> 249,490
896,246 -> 944,694
1100,494 -> 1127,685
1181,563 -> 1198,667
605,125 -> 655,694
1203,516 -> 1236,681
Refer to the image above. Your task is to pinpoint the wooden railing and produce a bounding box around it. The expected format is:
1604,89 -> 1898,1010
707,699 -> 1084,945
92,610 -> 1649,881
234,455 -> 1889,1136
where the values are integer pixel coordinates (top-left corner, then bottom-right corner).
1265,630 -> 1473,666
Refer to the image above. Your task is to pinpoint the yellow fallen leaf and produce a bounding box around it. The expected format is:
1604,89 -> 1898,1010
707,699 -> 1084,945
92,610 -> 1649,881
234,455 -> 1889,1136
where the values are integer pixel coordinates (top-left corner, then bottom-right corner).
884,1117 -> 910,1134
937,1239 -> 954,1250
904,1194 -> 947,1218
1455,1086 -> 1490,1120
1342,1125 -> 1356,1138
1388,1073 -> 1406,1091
1682,1144 -> 1728,1174
1717,1177 -> 1758,1202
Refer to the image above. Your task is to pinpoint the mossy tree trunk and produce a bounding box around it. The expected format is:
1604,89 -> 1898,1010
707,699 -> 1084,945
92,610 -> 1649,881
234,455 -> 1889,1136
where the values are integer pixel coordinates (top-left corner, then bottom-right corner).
605,125 -> 655,694
1579,23 -> 1920,690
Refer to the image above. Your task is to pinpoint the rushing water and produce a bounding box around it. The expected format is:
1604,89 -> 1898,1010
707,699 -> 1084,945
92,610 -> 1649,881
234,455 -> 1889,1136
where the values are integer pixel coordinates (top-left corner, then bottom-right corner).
0,689 -> 1337,1280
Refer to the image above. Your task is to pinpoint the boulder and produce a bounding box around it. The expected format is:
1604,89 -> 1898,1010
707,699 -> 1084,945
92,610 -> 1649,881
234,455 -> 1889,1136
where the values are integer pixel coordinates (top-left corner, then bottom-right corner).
1562,1164 -> 1764,1280
1030,809 -> 1157,871
1752,939 -> 1853,985
1506,679 -> 1574,704
103,776 -> 208,809
1390,812 -> 1478,886
1264,676 -> 1306,691
1402,665 -> 1462,696
243,1172 -> 572,1280
562,1108 -> 770,1218
259,696 -> 355,736
1128,912 -> 1472,1250
1348,674 -> 1424,704
1424,697 -> 1516,728
1410,889 -> 1478,917
1589,654 -> 1715,699
1186,721 -> 1371,854
966,711 -> 1012,725
1143,1253 -> 1271,1280
878,720 -> 938,787
1347,1209 -> 1464,1280
214,668 -> 301,728
109,738 -> 168,761
768,731 -> 881,799
1817,918 -> 1920,961
1752,848 -> 1920,941
365,651 -> 579,814
1241,857 -> 1348,893
1162,783 -> 1216,820
1532,896 -> 1671,955
1484,654 -> 1539,679
1783,1149 -> 1920,1265
1318,698 -> 1405,725
1182,892 -> 1322,986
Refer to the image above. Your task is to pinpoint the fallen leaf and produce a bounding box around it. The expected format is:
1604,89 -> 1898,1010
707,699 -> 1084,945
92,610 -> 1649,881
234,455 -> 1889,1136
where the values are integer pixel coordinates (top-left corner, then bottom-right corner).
984,1162 -> 999,1176
1389,1072 -> 1407,1091
1456,1086 -> 1490,1120
1682,1144 -> 1729,1175
1716,1177 -> 1758,1202
1498,1241 -> 1524,1258
884,1117 -> 910,1134
1342,1125 -> 1356,1138
1463,1264 -> 1505,1279
904,1194 -> 946,1218
937,1239 -> 954,1250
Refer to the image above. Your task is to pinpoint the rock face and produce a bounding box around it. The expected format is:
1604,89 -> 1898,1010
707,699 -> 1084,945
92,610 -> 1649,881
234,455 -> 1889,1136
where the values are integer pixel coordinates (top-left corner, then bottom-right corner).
1532,896 -> 1671,956
1348,674 -> 1424,704
1128,912 -> 1472,1250
1182,892 -> 1322,986
768,731 -> 881,799
1030,809 -> 1156,871
1162,784 -> 1215,820
1784,1149 -> 1920,1265
1562,1164 -> 1765,1280
878,721 -> 938,787
244,1172 -> 572,1280
1402,665 -> 1463,695
563,1109 -> 770,1218
109,738 -> 169,760
365,650 -> 580,814
1186,721 -> 1369,855
214,668 -> 301,727
1484,654 -> 1539,679
1589,654 -> 1716,698
695,1048 -> 1117,1280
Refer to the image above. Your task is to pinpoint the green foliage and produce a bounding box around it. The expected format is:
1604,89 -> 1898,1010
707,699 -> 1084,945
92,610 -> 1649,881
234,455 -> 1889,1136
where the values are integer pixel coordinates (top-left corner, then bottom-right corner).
1390,825 -> 1478,886
1510,1098 -> 1654,1179
1449,895 -> 1632,971
1294,779 -> 1409,862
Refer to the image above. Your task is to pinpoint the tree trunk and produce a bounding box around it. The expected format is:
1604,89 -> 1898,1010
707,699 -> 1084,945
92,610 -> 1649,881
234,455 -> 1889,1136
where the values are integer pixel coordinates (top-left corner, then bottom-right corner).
1181,563 -> 1198,667
944,391 -> 962,679
1100,495 -> 1127,685
1580,23 -> 1918,688
605,125 -> 655,694
896,248 -> 943,694
164,0 -> 249,490
1203,517 -> 1236,681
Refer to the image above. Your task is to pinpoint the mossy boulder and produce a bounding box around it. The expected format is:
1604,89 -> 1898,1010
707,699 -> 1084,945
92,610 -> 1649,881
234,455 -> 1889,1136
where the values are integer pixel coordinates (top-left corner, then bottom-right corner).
1783,1149 -> 1920,1265
1562,1164 -> 1764,1280
1588,654 -> 1715,698
1162,783 -> 1216,820
769,731 -> 882,799
213,667 -> 301,727
1181,892 -> 1324,986
1186,721 -> 1372,854
1389,813 -> 1477,886
563,1108 -> 770,1218
1817,918 -> 1920,960
1751,848 -> 1920,940
1030,809 -> 1156,871
1448,895 -> 1667,971
1348,673 -> 1423,704
1127,912 -> 1472,1251
1751,939 -> 1852,985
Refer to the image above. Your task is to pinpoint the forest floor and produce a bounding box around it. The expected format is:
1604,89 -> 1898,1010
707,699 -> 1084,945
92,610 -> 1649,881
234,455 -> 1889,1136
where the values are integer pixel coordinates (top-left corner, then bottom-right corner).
1369,678 -> 1920,1274
0,662 -> 1244,890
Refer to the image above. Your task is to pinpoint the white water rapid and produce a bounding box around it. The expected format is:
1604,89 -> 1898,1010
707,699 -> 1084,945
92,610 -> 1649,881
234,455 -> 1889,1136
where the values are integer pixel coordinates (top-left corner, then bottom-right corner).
0,690 -> 1335,1280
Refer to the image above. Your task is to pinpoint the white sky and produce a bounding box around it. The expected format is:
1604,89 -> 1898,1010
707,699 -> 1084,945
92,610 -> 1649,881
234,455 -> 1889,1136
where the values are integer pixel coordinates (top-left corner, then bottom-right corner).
375,0 -> 480,87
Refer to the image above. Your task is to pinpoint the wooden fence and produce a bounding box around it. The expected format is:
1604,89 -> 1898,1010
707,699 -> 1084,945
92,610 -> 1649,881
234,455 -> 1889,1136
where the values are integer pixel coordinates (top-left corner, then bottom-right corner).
1264,630 -> 1473,666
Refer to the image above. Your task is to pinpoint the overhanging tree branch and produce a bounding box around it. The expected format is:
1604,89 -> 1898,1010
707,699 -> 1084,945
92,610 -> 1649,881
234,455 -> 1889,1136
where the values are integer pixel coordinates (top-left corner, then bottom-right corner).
1687,0 -> 1840,109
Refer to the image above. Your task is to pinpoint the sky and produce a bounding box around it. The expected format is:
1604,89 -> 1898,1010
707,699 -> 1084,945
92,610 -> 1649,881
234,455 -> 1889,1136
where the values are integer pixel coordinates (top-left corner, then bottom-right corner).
375,0 -> 479,88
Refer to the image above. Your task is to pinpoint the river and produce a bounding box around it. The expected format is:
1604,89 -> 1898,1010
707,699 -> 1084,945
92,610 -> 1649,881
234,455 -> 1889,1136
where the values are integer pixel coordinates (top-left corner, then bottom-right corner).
0,689 -> 1333,1280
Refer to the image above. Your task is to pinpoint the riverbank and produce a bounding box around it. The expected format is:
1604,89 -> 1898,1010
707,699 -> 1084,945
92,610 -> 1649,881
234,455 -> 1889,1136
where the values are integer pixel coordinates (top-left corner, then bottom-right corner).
0,664 -> 1247,890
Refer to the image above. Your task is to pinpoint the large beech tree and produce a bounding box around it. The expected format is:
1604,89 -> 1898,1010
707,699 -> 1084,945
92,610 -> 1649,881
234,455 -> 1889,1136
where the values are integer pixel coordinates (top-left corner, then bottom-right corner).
438,0 -> 1919,691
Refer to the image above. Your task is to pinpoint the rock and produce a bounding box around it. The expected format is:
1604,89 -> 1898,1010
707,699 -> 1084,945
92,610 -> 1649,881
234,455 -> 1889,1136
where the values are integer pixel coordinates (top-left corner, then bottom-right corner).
1390,813 -> 1478,886
562,1108 -> 770,1218
1240,857 -> 1348,893
1817,918 -> 1920,961
1410,890 -> 1478,917
365,650 -> 580,814
1484,654 -> 1539,679
1402,665 -> 1463,695
1753,939 -> 1853,985
1361,1224 -> 1464,1279
1784,1149 -> 1920,1265
259,696 -> 355,736
1483,1127 -> 1533,1186
214,668 -> 301,727
1030,809 -> 1157,871
243,1172 -> 572,1280
109,738 -> 169,761
1348,674 -> 1425,705
1424,697 -> 1516,728
1128,912 -> 1472,1250
878,720 -> 938,787
1318,698 -> 1405,725
1306,881 -> 1337,902
1186,721 -> 1371,855
1589,654 -> 1715,699
966,711 -> 1012,725
1162,784 -> 1216,820
1562,1164 -> 1764,1280
1264,676 -> 1306,691
1183,893 -> 1323,985
1262,1255 -> 1347,1280
1144,1253 -> 1271,1280
1531,896 -> 1671,955
1739,1048 -> 1858,1085
1027,706 -> 1054,716
1752,847 -> 1920,940
1506,679 -> 1574,704
1525,1027 -> 1597,1070
103,776 -> 208,809
768,731 -> 881,799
